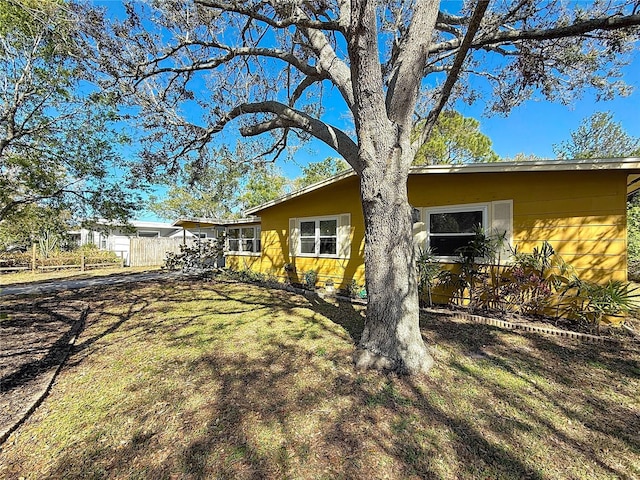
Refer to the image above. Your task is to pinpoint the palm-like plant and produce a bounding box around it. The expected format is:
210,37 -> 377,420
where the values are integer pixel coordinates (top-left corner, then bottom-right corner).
559,278 -> 640,333
416,247 -> 441,306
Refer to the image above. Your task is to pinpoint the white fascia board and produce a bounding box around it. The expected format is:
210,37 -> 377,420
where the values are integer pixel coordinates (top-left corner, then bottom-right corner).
128,220 -> 178,229
172,216 -> 261,227
171,217 -> 225,227
409,158 -> 640,175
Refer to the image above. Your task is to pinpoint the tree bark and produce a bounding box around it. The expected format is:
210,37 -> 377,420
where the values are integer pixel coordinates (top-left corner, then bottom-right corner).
354,156 -> 434,375
346,1 -> 434,375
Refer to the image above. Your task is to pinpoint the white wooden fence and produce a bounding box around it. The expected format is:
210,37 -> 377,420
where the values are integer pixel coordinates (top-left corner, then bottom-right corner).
130,238 -> 184,267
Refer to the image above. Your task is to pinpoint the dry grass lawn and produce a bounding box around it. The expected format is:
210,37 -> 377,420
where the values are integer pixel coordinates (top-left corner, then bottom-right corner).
0,266 -> 160,287
0,277 -> 638,479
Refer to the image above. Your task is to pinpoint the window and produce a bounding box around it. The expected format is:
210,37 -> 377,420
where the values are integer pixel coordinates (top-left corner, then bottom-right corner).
138,231 -> 160,238
299,218 -> 337,256
227,226 -> 261,254
428,207 -> 486,257
419,201 -> 512,260
289,214 -> 351,259
99,233 -> 108,250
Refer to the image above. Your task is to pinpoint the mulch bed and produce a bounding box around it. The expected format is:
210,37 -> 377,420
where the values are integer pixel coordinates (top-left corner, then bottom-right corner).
0,298 -> 87,444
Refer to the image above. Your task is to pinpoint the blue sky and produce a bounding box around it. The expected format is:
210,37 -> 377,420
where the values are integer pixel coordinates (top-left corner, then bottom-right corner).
90,1 -> 640,218
284,52 -> 640,176
465,60 -> 640,161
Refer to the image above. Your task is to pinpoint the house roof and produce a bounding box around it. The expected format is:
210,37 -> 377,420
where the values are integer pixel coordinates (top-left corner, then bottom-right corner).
129,220 -> 180,230
245,158 -> 640,215
172,216 -> 261,229
83,219 -> 181,230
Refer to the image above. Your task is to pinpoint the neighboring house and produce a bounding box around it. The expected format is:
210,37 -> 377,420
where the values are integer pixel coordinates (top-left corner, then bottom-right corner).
70,220 -> 214,266
223,159 -> 640,292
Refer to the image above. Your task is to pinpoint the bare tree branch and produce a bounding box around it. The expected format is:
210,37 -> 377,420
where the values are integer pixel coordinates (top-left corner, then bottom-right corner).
194,0 -> 343,31
134,44 -> 323,81
437,10 -> 467,26
385,0 -> 440,128
429,12 -> 640,54
417,0 -> 490,148
213,101 -> 360,170
477,13 -> 640,48
289,75 -> 326,107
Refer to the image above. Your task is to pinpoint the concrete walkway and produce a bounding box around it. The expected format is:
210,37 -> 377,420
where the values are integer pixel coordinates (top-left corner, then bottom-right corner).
0,271 -> 181,296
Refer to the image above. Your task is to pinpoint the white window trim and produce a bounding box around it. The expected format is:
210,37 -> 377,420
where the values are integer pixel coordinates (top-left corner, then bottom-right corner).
419,201 -> 512,262
297,215 -> 339,258
226,225 -> 261,256
99,233 -> 108,250
289,214 -> 350,260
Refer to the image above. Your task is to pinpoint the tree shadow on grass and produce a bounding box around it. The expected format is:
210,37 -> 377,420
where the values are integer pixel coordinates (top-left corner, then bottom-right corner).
0,299 -> 85,396
419,315 -> 640,478
8,279 -> 638,479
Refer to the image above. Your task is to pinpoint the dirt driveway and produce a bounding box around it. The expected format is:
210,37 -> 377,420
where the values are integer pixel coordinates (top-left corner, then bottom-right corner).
0,296 -> 87,444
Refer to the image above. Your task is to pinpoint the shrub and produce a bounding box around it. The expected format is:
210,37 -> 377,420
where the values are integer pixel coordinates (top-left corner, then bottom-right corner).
629,260 -> 640,282
345,279 -> 359,298
438,229 -> 503,310
0,252 -> 31,269
628,201 -> 640,263
497,267 -> 553,315
163,239 -> 223,271
416,247 -> 440,306
438,236 -> 639,329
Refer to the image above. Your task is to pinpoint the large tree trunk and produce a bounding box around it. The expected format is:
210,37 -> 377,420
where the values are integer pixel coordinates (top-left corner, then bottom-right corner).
353,160 -> 434,375
346,0 -> 435,375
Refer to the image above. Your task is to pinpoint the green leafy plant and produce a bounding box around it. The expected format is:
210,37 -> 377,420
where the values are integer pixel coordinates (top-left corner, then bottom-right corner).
439,229 -> 502,310
496,267 -> 553,315
627,198 -> 640,280
416,247 -> 441,306
303,269 -> 318,289
346,279 -> 359,298
37,231 -> 61,258
283,262 -> 296,284
558,278 -> 640,332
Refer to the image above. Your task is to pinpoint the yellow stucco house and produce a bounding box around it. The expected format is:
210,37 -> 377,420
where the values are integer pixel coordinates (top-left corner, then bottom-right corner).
213,159 -> 640,293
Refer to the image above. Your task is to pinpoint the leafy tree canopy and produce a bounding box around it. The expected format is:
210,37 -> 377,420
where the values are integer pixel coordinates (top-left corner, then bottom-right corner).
149,144 -> 288,219
0,0 -> 141,224
149,146 -> 247,220
502,153 -> 545,162
413,111 -> 499,165
238,164 -> 288,212
0,204 -> 70,251
293,157 -> 351,189
553,111 -> 640,159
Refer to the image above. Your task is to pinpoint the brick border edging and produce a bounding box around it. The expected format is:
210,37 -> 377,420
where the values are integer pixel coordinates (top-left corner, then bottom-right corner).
0,303 -> 89,447
282,285 -> 626,345
420,306 -> 623,344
